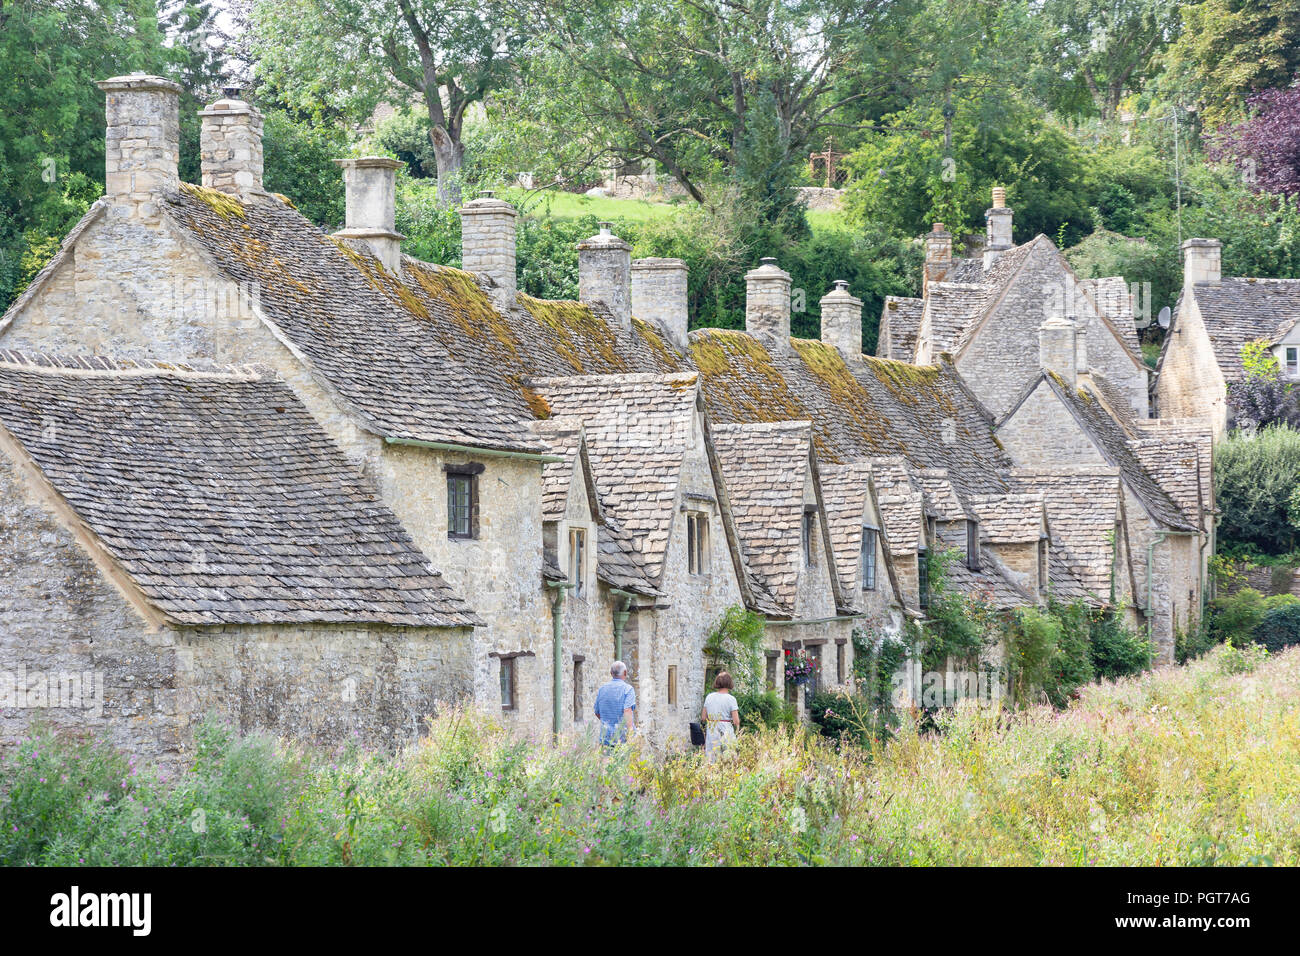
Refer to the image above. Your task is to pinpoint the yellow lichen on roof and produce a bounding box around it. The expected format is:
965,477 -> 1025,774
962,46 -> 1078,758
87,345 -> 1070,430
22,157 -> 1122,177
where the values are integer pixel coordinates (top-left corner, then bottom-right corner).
518,294 -> 629,374
407,262 -> 522,359
520,384 -> 551,420
327,236 -> 431,321
633,317 -> 684,371
690,329 -> 806,424
269,192 -> 297,209
179,181 -> 246,221
864,356 -> 942,407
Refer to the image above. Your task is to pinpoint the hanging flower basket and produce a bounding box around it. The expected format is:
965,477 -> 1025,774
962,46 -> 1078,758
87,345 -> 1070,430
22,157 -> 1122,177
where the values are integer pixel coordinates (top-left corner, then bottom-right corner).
784,648 -> 818,686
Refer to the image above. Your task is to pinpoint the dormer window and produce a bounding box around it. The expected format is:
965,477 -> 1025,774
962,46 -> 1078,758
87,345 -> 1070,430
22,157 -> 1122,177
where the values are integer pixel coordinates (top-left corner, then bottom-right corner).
802,506 -> 817,567
687,512 -> 709,574
967,520 -> 980,571
860,526 -> 878,590
569,528 -> 587,598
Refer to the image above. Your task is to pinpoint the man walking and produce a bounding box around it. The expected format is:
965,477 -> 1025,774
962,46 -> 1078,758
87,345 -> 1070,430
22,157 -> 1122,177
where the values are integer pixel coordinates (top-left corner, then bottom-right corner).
593,661 -> 636,746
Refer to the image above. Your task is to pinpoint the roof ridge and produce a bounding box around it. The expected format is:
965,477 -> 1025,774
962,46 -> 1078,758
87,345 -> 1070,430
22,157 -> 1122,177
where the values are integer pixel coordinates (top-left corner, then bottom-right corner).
0,349 -> 270,382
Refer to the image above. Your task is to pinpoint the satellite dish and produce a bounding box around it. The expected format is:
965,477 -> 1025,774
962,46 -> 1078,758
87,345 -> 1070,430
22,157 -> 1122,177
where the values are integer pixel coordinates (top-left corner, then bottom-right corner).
1157,306 -> 1171,330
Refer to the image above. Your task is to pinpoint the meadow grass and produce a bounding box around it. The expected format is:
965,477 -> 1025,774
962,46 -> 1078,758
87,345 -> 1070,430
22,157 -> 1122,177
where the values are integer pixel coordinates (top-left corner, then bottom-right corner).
3,643 -> 1297,866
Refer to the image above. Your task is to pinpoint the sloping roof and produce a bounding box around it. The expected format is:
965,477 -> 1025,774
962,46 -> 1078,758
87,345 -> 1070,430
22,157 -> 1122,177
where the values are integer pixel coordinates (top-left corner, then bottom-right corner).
947,258 -> 985,283
966,493 -> 1046,544
529,372 -> 697,584
1133,418 -> 1214,515
690,330 -> 1011,494
879,296 -> 924,361
0,351 -> 479,628
160,184 -> 685,454
0,201 -> 106,335
926,281 -> 988,355
1078,276 -> 1141,357
870,458 -> 926,556
912,468 -> 974,521
532,422 -> 587,521
1131,439 -> 1204,530
595,512 -> 660,597
1048,551 -> 1103,606
1187,278 -> 1300,383
710,421 -> 814,615
939,547 -> 1036,609
1037,373 -> 1194,530
1007,467 -> 1122,598
820,461 -> 875,593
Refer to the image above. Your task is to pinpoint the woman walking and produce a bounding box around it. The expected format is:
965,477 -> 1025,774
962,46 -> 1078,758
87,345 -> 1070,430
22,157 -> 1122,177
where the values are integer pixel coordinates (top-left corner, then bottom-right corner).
701,672 -> 740,762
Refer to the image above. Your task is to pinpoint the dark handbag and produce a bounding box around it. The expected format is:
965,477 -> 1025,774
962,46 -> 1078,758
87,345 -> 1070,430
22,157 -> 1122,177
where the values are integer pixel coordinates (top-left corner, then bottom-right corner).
689,721 -> 706,747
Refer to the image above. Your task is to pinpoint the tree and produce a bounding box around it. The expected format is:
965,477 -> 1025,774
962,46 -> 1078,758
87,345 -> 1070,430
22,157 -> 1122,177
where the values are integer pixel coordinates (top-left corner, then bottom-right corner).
1208,84 -> 1300,198
1034,0 -> 1180,119
250,0 -> 515,204
1216,425 -> 1300,556
1167,0 -> 1300,123
511,0 -> 899,218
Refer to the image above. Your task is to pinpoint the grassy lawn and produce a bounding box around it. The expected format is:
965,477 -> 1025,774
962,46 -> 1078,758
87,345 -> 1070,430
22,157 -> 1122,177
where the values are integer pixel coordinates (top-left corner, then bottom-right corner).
4,641 -> 1298,865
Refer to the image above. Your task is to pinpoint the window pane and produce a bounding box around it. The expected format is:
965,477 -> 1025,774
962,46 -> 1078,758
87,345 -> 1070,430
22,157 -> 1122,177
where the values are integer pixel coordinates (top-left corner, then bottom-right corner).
687,515 -> 697,574
862,529 -> 877,590
500,658 -> 513,709
448,475 -> 472,537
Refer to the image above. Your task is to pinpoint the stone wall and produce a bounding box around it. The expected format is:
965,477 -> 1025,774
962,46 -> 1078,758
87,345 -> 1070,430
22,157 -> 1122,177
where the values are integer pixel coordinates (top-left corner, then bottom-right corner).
1156,296 -> 1229,436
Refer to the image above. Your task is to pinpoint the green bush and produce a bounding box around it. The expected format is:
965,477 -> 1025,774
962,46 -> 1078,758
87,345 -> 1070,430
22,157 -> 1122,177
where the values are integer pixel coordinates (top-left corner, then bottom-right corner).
735,690 -> 797,731
1089,612 -> 1154,678
1216,426 -> 1300,557
1252,604 -> 1300,654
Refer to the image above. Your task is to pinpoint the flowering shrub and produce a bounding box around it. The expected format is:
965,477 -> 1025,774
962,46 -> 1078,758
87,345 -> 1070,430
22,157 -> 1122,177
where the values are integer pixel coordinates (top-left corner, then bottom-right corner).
783,648 -> 818,684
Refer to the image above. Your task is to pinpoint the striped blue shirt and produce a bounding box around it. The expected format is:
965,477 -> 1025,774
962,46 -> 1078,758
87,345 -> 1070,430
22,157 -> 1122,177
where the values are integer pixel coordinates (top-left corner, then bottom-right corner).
593,679 -> 636,744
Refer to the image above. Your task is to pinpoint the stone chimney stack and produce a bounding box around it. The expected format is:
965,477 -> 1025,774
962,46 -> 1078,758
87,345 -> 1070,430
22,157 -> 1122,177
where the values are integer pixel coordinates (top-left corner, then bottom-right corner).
96,74 -> 182,221
1181,238 -> 1222,287
745,258 -> 792,344
983,186 -> 1014,269
1038,314 -> 1077,387
459,191 -> 518,304
631,257 -> 689,347
199,88 -> 264,198
334,157 -> 404,273
923,222 -> 953,293
820,280 -> 863,358
577,222 -> 632,329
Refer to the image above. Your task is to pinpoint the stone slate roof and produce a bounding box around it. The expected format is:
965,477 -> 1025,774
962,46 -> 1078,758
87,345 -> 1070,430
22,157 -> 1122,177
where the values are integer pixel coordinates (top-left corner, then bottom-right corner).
1048,551 -> 1103,606
690,330 -> 1011,494
1184,278 -> 1300,383
1131,439 -> 1205,531
1133,418 -> 1214,518
1035,373 -> 1194,531
926,281 -> 988,355
1007,467 -> 1122,599
1078,276 -> 1141,356
529,372 -> 699,586
0,351 -> 479,628
912,469 -> 975,522
710,421 -> 818,615
820,461 -> 877,594
160,185 -> 685,454
939,546 -> 1036,610
947,258 -> 985,283
878,296 -> 923,361
869,458 -> 926,556
966,493 -> 1046,543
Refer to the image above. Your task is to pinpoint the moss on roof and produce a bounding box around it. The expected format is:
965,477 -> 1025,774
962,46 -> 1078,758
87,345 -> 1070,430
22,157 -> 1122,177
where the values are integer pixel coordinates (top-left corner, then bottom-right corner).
179,182 -> 245,221
407,261 -> 522,360
519,294 -> 630,374
632,317 -> 685,371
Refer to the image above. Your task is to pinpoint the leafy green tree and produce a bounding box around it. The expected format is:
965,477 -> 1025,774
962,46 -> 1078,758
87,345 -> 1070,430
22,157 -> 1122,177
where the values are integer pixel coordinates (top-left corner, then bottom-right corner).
1167,0 -> 1300,123
1034,0 -> 1181,118
1216,425 -> 1300,556
251,0 -> 514,204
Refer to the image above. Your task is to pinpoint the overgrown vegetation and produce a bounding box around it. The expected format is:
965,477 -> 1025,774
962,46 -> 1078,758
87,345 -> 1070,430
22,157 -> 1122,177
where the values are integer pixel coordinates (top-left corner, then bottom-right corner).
9,644 -> 1300,865
1216,425 -> 1300,557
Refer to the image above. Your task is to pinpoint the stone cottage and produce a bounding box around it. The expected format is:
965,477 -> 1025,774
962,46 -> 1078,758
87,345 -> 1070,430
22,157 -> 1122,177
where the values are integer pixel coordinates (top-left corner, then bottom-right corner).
1156,237 -> 1300,436
0,74 -> 1213,756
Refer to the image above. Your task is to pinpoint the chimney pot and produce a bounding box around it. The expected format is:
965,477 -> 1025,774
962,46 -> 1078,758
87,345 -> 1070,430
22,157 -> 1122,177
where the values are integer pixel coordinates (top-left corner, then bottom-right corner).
745,258 -> 792,344
96,74 -> 182,221
333,157 -> 404,273
820,280 -> 863,358
577,224 -> 633,329
984,185 -> 1014,268
992,186 -> 1007,208
632,257 -> 689,348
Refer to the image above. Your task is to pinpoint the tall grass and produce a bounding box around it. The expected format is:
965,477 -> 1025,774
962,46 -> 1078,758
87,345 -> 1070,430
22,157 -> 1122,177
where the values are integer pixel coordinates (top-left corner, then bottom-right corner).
4,645 -> 1300,865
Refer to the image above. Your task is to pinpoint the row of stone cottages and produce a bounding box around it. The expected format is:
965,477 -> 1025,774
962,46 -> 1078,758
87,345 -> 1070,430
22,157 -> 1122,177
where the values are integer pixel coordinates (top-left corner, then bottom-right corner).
0,75 -> 1212,760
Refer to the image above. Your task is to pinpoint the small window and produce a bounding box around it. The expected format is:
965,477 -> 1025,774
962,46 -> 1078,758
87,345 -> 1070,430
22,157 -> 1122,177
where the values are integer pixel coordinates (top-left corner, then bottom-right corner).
1038,539 -> 1049,594
967,521 -> 980,571
803,645 -> 822,705
802,507 -> 817,567
687,512 -> 709,574
765,654 -> 778,690
1288,347 -> 1298,376
667,666 -> 678,705
573,658 -> 584,721
447,473 -> 476,538
500,657 -> 516,711
569,528 -> 586,597
918,549 -> 930,610
836,642 -> 845,684
861,527 -> 878,590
